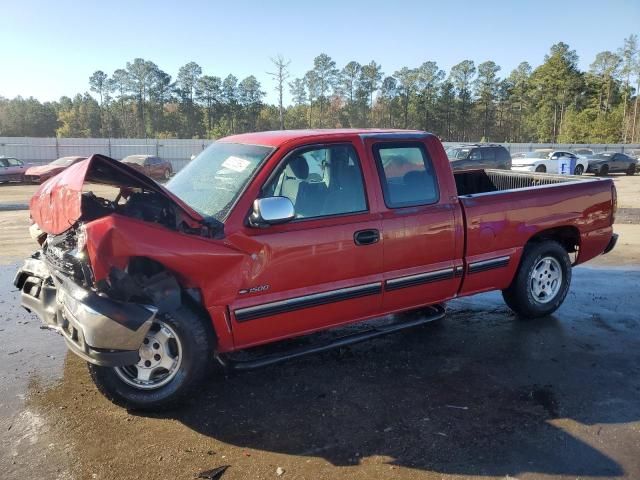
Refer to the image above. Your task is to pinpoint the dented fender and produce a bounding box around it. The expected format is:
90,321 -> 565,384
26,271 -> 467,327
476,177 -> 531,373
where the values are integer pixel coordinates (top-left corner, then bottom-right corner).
84,215 -> 250,352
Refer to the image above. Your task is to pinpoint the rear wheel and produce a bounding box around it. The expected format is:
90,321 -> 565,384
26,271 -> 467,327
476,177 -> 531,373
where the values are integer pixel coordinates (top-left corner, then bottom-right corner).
502,240 -> 571,319
88,305 -> 215,410
573,164 -> 584,175
535,165 -> 546,173
627,164 -> 636,176
598,165 -> 609,176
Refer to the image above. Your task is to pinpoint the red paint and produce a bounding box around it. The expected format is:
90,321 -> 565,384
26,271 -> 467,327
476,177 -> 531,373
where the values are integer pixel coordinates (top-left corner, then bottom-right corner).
31,154 -> 203,235
30,130 -> 617,354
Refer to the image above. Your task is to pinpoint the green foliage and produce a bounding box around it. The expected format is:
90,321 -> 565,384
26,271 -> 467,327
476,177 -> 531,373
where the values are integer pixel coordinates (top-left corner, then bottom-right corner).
3,37 -> 640,142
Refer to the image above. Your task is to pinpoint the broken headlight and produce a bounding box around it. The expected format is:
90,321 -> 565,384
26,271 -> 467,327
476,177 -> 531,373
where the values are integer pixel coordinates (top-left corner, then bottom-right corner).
76,224 -> 88,253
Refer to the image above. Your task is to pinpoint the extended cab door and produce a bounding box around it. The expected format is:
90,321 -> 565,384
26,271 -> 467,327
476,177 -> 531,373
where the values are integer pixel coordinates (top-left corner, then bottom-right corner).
227,142 -> 384,348
364,135 -> 464,312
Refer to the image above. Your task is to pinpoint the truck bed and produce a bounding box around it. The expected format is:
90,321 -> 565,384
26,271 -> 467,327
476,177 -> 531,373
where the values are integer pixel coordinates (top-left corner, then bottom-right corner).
454,169 -> 596,196
452,168 -> 615,297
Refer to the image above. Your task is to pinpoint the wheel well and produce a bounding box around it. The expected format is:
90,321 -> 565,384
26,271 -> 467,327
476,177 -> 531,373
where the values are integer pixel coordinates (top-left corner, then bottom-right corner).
125,257 -> 217,339
526,226 -> 580,254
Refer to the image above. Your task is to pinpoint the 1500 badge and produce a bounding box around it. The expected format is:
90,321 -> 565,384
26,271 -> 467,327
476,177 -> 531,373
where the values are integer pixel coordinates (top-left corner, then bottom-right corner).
238,285 -> 270,295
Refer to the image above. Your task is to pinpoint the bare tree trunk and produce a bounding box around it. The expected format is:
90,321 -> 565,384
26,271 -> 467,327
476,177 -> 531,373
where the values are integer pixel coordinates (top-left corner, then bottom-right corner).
268,56 -> 290,130
633,79 -> 640,143
623,75 -> 630,143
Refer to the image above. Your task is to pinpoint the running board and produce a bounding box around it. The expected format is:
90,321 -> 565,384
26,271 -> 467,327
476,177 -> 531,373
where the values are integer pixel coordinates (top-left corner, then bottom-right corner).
217,304 -> 446,371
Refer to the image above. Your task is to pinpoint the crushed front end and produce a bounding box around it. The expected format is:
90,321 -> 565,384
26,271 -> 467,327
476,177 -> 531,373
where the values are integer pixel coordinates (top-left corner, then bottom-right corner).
14,154 -> 212,367
14,235 -> 158,367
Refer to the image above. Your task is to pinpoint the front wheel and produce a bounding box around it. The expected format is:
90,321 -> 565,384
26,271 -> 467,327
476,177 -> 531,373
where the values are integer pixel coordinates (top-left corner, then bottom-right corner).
598,165 -> 609,176
574,164 -> 584,175
535,165 -> 546,173
627,165 -> 636,176
502,240 -> 571,319
88,305 -> 215,410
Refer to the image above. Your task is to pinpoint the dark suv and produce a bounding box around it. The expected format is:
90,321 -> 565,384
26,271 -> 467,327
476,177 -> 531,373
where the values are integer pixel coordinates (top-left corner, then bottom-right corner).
446,144 -> 511,170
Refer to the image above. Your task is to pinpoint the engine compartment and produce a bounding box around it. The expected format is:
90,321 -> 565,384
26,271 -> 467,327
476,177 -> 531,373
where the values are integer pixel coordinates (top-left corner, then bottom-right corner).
81,189 -> 177,230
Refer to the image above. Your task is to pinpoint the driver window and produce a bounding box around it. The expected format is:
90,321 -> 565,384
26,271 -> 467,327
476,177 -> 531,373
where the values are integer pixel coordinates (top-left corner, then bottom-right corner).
469,150 -> 481,161
262,144 -> 367,219
7,158 -> 22,166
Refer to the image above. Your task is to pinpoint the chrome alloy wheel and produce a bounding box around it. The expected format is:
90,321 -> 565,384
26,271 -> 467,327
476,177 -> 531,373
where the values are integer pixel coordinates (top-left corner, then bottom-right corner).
114,320 -> 183,390
530,256 -> 563,304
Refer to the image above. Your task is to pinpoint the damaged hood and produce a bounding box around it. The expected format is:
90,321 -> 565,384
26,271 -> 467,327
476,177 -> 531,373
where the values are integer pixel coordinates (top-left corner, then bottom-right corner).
30,154 -> 204,235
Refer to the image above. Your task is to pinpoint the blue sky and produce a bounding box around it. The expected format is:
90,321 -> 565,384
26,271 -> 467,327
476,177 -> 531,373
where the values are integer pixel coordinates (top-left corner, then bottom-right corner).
2,0 -> 638,105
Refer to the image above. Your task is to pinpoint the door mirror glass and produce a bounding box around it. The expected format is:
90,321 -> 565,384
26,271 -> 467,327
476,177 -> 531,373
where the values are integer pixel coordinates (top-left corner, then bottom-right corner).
250,196 -> 295,226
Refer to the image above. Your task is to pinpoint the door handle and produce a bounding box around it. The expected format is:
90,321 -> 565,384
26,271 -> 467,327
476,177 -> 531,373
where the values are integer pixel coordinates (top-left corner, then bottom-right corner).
354,229 -> 380,246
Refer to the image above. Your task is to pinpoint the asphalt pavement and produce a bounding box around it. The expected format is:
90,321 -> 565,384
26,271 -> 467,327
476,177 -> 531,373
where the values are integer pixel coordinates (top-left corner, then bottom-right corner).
0,260 -> 639,480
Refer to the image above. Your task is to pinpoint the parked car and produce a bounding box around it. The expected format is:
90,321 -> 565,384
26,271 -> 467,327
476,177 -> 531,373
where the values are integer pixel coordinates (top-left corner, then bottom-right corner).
24,156 -> 87,183
585,152 -> 637,176
446,143 -> 511,170
511,149 -> 588,175
0,156 -> 28,183
121,155 -> 173,180
15,129 -> 617,410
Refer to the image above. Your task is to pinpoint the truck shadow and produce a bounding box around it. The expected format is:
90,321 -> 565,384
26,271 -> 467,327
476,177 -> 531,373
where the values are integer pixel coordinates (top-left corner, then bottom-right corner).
163,269 -> 640,477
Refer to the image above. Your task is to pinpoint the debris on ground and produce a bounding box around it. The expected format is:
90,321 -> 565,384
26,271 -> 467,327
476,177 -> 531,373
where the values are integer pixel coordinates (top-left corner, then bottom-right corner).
196,465 -> 229,480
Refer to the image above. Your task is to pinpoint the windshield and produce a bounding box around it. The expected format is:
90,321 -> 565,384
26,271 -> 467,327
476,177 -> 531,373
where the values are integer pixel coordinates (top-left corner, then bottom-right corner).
447,148 -> 471,160
166,142 -> 273,221
51,157 -> 80,166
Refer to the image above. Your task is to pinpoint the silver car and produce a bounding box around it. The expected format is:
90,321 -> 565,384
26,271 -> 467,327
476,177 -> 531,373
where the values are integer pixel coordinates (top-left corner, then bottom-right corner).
0,157 -> 27,183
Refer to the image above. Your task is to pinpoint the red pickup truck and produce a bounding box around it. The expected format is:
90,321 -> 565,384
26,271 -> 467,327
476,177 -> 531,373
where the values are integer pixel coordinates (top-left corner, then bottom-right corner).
15,129 -> 618,410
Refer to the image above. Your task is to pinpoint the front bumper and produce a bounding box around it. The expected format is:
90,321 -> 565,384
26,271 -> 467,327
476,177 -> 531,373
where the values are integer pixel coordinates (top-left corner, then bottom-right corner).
24,175 -> 44,183
603,233 -> 618,255
14,254 -> 157,367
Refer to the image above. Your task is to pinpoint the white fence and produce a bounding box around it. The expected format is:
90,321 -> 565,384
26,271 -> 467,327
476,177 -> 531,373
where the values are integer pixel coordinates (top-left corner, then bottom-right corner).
0,138 -> 214,172
1,137 -> 639,172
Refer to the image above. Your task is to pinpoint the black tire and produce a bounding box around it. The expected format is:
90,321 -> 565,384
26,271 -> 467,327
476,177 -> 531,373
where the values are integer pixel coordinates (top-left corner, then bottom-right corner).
535,165 -> 546,173
626,165 -> 636,176
88,304 -> 215,411
573,164 -> 584,175
598,165 -> 609,176
502,240 -> 572,319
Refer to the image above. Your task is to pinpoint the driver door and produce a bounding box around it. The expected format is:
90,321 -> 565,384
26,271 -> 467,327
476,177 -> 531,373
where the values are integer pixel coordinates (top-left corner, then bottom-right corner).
229,142 -> 384,348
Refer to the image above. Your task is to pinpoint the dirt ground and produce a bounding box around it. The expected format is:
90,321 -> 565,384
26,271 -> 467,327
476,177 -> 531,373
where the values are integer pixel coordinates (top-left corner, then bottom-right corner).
0,173 -> 639,480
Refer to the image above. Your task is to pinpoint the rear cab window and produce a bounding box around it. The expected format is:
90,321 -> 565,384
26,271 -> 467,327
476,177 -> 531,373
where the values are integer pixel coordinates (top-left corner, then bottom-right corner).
372,142 -> 439,208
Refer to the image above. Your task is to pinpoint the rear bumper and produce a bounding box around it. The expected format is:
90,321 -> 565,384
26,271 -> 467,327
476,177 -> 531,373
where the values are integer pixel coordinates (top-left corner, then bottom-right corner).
603,233 -> 618,255
14,254 -> 156,367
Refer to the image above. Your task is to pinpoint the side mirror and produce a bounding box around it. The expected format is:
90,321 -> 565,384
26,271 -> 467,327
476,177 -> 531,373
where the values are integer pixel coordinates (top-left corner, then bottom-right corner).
249,197 -> 295,227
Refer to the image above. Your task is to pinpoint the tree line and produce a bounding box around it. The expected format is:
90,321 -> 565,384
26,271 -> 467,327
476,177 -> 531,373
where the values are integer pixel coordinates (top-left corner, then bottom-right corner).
1,35 -> 639,144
